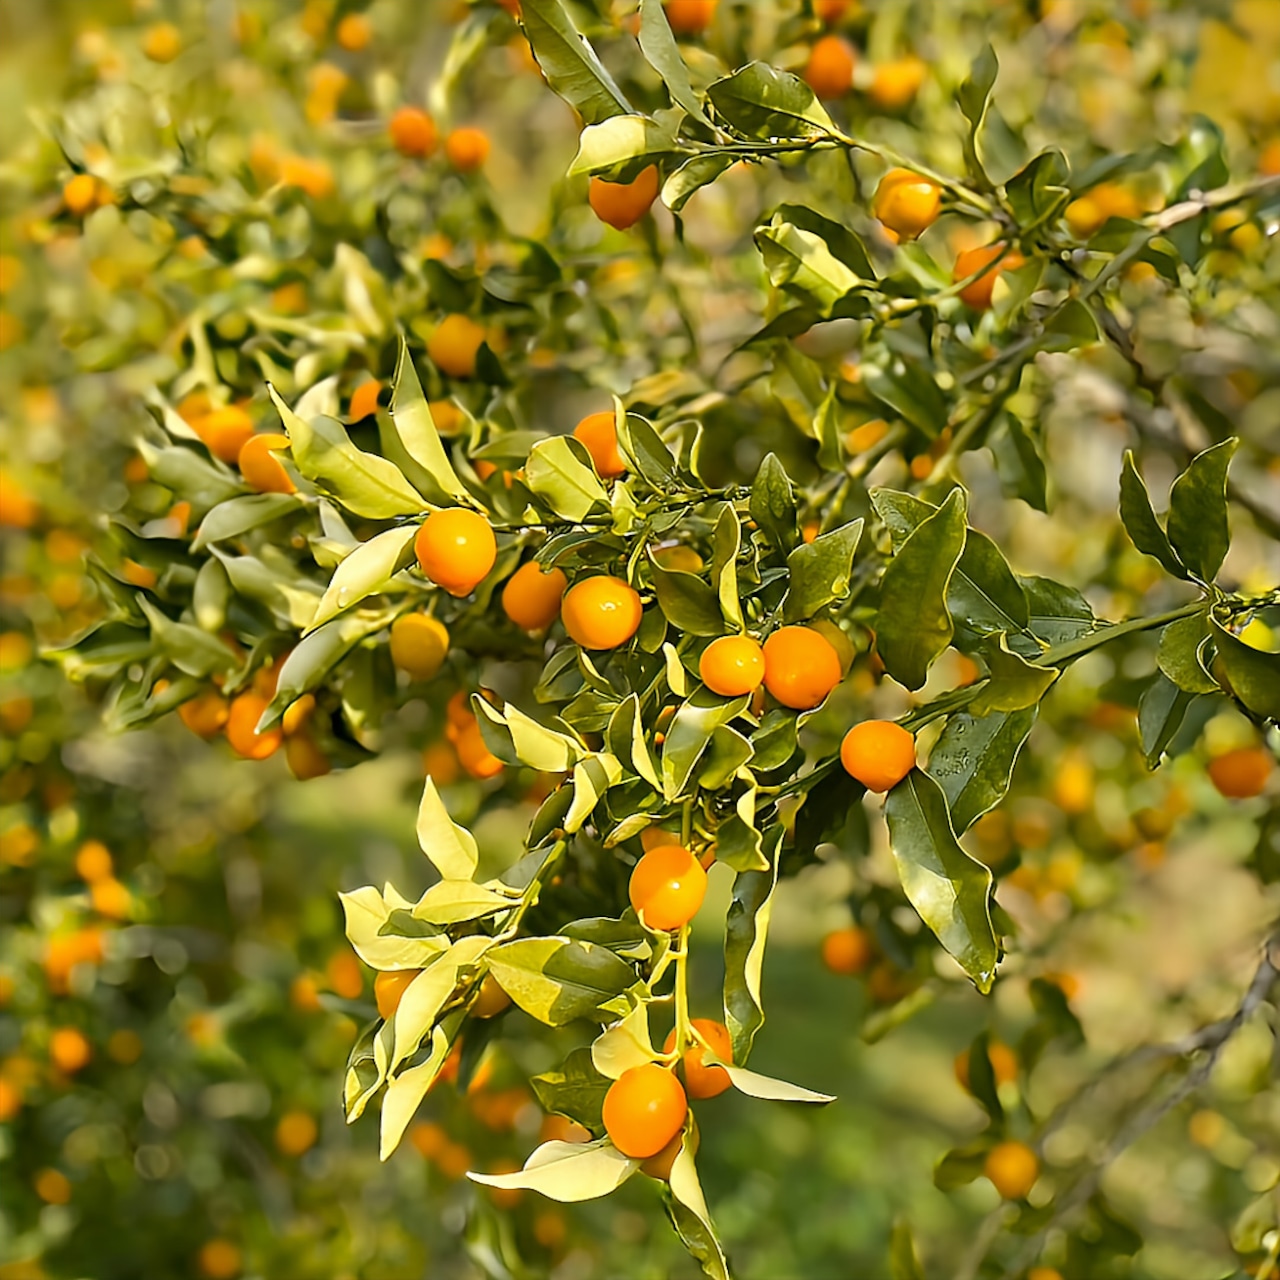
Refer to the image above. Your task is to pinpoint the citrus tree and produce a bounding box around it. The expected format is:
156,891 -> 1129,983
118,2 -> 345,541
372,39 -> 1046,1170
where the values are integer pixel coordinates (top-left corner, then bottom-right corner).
3,1 -> 1280,1277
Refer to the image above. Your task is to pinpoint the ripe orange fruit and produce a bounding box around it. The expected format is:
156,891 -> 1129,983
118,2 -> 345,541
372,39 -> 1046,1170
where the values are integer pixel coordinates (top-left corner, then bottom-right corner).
50,1026 -> 92,1074
0,1078 -> 21,1122
194,405 -> 256,463
423,739 -> 460,784
868,56 -> 927,109
663,1018 -> 732,1099
35,1168 -> 72,1204
74,839 -> 113,883
761,626 -> 842,709
142,21 -> 182,62
225,692 -> 283,760
699,635 -> 766,697
1028,1269 -> 1063,1280
427,313 -> 487,378
389,105 -> 437,157
91,876 -> 131,920
63,173 -> 100,217
561,575 -> 643,649
588,166 -> 661,231
953,243 -> 1022,310
572,410 -> 627,477
601,1063 -> 688,1158
179,690 -> 230,739
445,127 -> 490,172
471,974 -> 511,1019
954,1040 -> 1019,1092
348,379 -> 381,421
285,732 -> 330,780
663,0 -> 716,36
281,694 -> 315,737
1207,746 -> 1273,799
820,925 -> 874,976
0,472 -> 39,528
375,969 -> 419,1019
502,561 -> 569,631
197,1238 -> 242,1279
983,1140 -> 1039,1200
454,718 -> 504,780
804,34 -> 856,99
840,720 -> 916,792
389,613 -> 450,680
336,12 -> 371,50
237,433 -> 295,494
629,845 -> 706,931
1262,139 -> 1280,177
275,1110 -> 318,1156
814,0 -> 854,21
415,508 -> 496,596
873,168 -> 941,241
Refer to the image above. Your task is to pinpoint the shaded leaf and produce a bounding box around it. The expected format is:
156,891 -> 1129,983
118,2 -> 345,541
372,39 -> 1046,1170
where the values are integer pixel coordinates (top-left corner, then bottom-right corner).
929,706 -> 1038,833
784,519 -> 863,622
1167,438 -> 1238,583
520,0 -> 632,126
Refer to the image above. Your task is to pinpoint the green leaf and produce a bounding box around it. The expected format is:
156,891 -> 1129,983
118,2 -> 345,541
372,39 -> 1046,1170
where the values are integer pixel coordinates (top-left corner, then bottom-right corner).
723,826 -> 782,1062
213,549 -> 322,630
1167,438 -> 1238,583
863,362 -> 948,438
929,706 -> 1038,833
136,440 -> 244,512
772,204 -> 876,281
503,703 -> 585,773
990,412 -> 1048,512
526,435 -> 609,521
1021,575 -> 1095,646
269,386 -> 425,519
137,598 -> 240,678
1157,612 -> 1217,694
649,550 -> 725,637
707,61 -> 835,139
783,519 -> 863,622
606,696 -> 661,791
1137,672 -> 1196,767
749,453 -> 799,552
486,937 -> 638,1026
389,338 -> 471,504
660,154 -> 735,212
668,1142 -> 731,1280
1004,148 -> 1070,227
698,725 -> 754,789
875,489 -> 967,690
469,1138 -> 639,1202
662,688 -> 749,800
970,634 -> 1058,715
1118,451 -> 1186,579
566,753 -> 624,832
192,558 -> 228,633
755,214 -> 869,316
637,0 -> 710,123
933,1138 -> 993,1191
520,0 -> 633,126
568,113 -> 679,177
884,771 -> 998,992
888,1219 -> 926,1280
710,503 -> 743,631
339,886 -> 450,970
310,526 -> 417,631
956,44 -> 998,184
715,790 -> 769,873
416,777 -> 480,881
1042,298 -> 1099,350
257,606 -> 397,731
617,409 -> 679,489
191,493 -> 302,550
531,1045 -> 612,1130
1210,616 -> 1280,720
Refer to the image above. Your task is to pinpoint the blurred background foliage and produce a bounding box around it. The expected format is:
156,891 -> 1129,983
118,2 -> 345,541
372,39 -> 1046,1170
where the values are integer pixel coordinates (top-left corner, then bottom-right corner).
0,1 -> 1278,1278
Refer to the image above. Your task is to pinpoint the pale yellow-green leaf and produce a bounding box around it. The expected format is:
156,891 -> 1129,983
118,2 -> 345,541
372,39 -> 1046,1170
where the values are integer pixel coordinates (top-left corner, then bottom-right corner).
339,886 -> 450,970
309,525 -> 417,632
345,1021 -> 393,1122
591,1003 -> 657,1080
412,879 -> 520,926
467,1139 -> 639,1202
668,1141 -> 731,1280
390,937 -> 492,1072
504,704 -> 583,773
389,336 -> 471,503
379,1024 -> 453,1160
565,753 -> 623,834
663,642 -> 690,698
710,1059 -> 835,1104
416,777 -> 480,880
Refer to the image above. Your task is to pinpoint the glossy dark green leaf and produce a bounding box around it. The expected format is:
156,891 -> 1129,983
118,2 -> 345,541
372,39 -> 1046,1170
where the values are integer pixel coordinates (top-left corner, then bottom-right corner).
749,453 -> 799,552
520,0 -> 632,126
1020,575 -> 1096,647
960,1031 -> 1006,1123
707,61 -> 834,140
649,552 -> 724,637
617,412 -> 679,488
929,706 -> 1037,833
1137,672 -> 1196,767
1210,616 -> 1280,720
990,413 -> 1047,512
1157,611 -> 1217,694
698,725 -> 754,789
530,1046 -> 610,1131
970,634 -> 1058,715
1167,438 -> 1238,583
884,771 -> 998,992
662,688 -> 749,799
863,361 -> 948,438
875,490 -> 966,690
783,519 -> 863,622
751,708 -> 798,770
486,937 -> 636,1026
637,0 -> 709,124
1004,148 -> 1070,226
1118,451 -> 1186,579
723,826 -> 783,1063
